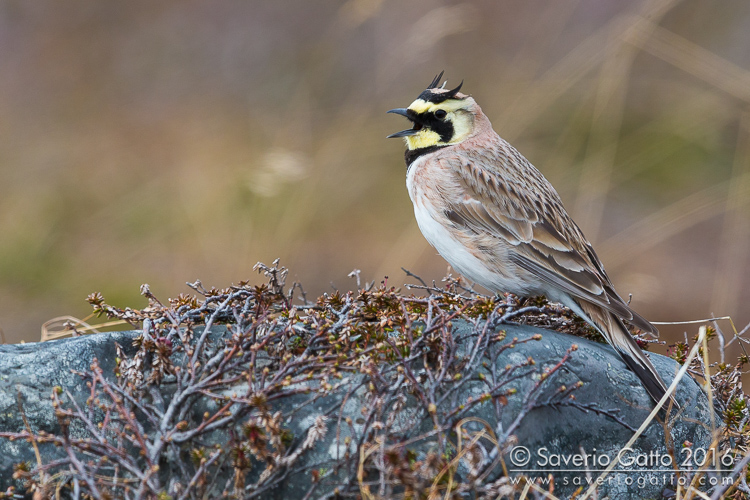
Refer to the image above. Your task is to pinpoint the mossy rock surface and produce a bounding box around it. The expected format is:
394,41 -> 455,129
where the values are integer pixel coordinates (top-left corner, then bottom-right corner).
0,322 -> 714,499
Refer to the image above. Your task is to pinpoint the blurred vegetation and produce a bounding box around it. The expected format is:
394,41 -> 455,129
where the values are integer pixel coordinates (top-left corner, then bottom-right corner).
0,0 -> 748,353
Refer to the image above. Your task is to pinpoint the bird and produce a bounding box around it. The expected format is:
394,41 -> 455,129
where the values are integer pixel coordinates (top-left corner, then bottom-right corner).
387,72 -> 677,409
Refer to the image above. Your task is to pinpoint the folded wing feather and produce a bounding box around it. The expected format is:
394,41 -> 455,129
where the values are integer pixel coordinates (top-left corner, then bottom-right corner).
442,155 -> 658,336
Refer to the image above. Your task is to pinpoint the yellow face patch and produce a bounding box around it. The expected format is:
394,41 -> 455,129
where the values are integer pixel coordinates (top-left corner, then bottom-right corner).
405,129 -> 443,150
402,99 -> 475,150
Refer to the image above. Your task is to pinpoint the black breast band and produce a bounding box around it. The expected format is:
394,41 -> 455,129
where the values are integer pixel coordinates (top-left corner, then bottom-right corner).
405,146 -> 447,168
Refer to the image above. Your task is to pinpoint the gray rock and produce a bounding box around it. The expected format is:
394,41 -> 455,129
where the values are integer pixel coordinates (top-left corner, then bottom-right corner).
0,323 -> 714,499
0,331 -> 139,476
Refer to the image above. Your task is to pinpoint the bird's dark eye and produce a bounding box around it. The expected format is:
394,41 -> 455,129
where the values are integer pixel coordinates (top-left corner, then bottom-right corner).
435,109 -> 447,119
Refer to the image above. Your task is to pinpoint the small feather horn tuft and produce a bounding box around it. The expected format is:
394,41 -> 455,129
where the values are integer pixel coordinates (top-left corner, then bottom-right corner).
427,71 -> 445,89
444,80 -> 463,99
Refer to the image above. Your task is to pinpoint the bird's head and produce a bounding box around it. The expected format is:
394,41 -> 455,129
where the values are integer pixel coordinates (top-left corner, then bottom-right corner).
387,71 -> 477,150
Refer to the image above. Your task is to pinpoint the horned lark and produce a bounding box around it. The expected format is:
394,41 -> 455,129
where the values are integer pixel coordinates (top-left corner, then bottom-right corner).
388,72 -> 676,408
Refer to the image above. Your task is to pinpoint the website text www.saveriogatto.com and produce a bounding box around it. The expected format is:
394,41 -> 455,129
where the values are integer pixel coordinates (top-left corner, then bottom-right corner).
507,445 -> 737,487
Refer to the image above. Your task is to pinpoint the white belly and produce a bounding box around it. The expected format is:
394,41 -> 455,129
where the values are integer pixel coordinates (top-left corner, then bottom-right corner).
406,160 -> 535,296
411,201 -> 489,282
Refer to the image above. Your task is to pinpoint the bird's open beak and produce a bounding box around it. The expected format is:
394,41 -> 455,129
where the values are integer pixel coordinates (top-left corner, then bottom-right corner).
387,128 -> 418,138
387,108 -> 421,138
387,108 -> 410,118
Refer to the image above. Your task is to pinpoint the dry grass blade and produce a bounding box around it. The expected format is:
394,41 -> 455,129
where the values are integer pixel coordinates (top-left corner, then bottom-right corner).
598,180 -> 750,268
518,479 -> 533,500
428,417 -> 500,499
710,111 -> 750,317
709,451 -> 750,500
528,479 -> 562,500
41,315 -> 130,342
430,429 -> 486,500
571,37 -> 634,240
625,21 -> 750,104
357,437 -> 380,500
579,325 -> 708,500
701,323 -> 716,434
16,390 -> 47,487
41,315 -> 98,342
692,489 -> 713,500
651,316 -> 735,326
499,0 -> 682,139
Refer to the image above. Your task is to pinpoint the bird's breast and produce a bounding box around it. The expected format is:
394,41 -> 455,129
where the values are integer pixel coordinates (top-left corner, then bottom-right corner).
405,157 -> 529,294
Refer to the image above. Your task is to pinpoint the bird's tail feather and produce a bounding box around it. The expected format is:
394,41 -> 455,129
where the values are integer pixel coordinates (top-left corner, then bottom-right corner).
576,300 -> 679,410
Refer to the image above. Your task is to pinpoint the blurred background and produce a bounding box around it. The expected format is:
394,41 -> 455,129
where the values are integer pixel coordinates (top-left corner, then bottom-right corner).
0,0 -> 748,356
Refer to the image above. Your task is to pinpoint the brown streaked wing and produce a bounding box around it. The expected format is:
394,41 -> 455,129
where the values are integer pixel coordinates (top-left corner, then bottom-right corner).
446,198 -> 533,244
442,154 -> 657,334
